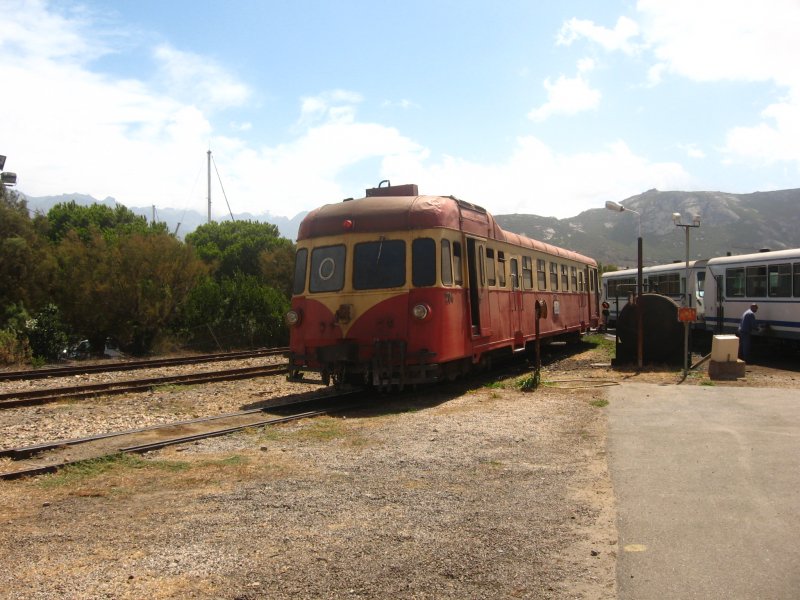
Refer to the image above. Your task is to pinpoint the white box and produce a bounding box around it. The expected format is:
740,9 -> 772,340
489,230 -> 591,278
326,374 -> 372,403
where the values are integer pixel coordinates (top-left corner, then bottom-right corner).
711,335 -> 739,363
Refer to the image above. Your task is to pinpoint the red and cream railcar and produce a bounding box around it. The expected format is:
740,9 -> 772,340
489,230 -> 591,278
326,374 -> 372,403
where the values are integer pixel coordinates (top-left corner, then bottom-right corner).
286,183 -> 600,388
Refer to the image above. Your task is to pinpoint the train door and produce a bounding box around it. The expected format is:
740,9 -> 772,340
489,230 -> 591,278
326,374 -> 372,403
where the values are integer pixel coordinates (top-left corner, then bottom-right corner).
466,238 -> 489,337
586,266 -> 599,325
714,272 -> 725,334
509,258 -> 523,340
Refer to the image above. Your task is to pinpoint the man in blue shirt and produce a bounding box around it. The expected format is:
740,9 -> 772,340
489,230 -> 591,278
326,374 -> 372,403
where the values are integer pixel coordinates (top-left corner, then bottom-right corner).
737,303 -> 759,362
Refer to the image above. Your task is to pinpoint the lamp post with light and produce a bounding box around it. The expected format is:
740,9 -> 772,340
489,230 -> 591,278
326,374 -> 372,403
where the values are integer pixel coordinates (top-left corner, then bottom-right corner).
0,155 -> 17,187
672,212 -> 701,378
605,200 -> 643,370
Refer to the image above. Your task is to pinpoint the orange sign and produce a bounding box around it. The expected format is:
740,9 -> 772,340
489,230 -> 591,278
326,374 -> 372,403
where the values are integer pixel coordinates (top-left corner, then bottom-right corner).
677,307 -> 697,322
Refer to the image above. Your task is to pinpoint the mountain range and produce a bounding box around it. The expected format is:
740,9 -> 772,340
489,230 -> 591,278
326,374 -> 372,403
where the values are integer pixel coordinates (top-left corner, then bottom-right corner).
21,193 -> 308,241
20,188 -> 800,269
495,188 -> 800,268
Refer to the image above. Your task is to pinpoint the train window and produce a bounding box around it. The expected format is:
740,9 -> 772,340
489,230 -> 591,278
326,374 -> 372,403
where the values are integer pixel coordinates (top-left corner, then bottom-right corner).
522,256 -> 533,289
292,248 -> 308,295
607,277 -> 635,298
353,239 -> 406,290
768,263 -> 791,297
479,245 -> 486,286
561,265 -> 569,291
795,263 -> 800,297
537,259 -> 546,291
310,245 -> 346,293
570,266 -> 578,291
498,252 -> 506,287
725,268 -> 745,297
650,273 -> 681,296
578,270 -> 585,292
510,258 -> 519,290
441,240 -> 453,286
746,265 -> 767,297
412,238 -> 436,287
549,262 -> 559,291
696,272 -> 705,297
485,248 -> 496,286
453,242 -> 463,285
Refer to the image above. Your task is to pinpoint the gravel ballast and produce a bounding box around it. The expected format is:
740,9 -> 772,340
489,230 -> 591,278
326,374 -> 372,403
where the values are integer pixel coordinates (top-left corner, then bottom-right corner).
0,371 -> 616,599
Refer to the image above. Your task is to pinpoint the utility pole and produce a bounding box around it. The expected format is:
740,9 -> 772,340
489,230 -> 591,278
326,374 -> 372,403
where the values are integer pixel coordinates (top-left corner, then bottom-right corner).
673,213 -> 701,378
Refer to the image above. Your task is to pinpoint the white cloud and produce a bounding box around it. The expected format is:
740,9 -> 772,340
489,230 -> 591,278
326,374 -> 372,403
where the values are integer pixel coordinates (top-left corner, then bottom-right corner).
678,143 -> 706,159
153,44 -> 251,109
298,90 -> 364,127
557,16 -> 641,54
0,2 -> 696,222
381,98 -> 420,110
724,92 -> 800,165
0,0 -> 107,62
635,0 -> 800,170
577,57 -> 596,74
646,62 -> 667,87
637,0 -> 800,87
528,72 -> 601,122
382,138 -> 691,219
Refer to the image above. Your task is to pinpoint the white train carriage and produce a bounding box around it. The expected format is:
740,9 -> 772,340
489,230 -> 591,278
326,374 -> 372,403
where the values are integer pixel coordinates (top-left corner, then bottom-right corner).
704,248 -> 800,344
601,261 -> 707,327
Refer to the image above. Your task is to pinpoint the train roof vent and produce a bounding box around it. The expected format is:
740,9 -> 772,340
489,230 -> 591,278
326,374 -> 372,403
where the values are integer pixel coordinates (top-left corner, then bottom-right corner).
455,198 -> 487,214
365,181 -> 419,197
759,248 -> 772,253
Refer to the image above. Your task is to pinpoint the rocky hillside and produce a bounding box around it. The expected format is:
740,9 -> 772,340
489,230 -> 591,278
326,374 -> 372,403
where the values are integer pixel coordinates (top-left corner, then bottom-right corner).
495,188 -> 800,268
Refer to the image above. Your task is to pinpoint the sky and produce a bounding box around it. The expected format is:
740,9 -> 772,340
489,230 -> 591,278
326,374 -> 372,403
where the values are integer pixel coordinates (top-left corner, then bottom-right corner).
2,0 -> 800,220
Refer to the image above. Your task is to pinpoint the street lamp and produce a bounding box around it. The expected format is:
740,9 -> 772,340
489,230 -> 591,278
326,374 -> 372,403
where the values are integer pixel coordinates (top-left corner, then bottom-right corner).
605,200 -> 643,369
673,212 -> 701,378
0,155 -> 16,187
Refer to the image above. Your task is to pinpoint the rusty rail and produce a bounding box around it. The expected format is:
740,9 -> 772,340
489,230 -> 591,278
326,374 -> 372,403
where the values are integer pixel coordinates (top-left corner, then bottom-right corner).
0,347 -> 288,382
0,363 -> 292,409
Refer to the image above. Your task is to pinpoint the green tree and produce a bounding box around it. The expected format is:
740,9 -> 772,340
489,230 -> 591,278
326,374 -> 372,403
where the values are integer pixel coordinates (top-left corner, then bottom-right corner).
45,200 -> 166,243
0,187 -> 56,324
53,228 -> 206,354
26,304 -> 69,361
599,263 -> 619,275
258,238 -> 296,298
114,233 -> 207,353
186,220 -> 284,279
181,273 -> 289,349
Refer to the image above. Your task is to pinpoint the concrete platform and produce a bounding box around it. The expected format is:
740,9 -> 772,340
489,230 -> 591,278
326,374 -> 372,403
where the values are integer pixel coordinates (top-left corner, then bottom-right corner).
707,358 -> 746,380
608,383 -> 800,600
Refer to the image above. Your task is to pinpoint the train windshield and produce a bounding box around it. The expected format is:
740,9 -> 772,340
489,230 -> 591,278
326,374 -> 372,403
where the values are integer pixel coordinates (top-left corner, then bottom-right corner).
310,245 -> 346,293
292,248 -> 308,295
353,240 -> 406,290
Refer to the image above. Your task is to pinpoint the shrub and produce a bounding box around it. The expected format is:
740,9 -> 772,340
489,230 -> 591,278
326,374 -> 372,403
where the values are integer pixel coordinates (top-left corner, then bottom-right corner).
0,328 -> 30,365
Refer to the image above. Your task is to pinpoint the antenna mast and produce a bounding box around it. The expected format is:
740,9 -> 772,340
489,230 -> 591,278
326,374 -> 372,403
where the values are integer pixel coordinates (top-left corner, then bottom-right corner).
207,149 -> 212,223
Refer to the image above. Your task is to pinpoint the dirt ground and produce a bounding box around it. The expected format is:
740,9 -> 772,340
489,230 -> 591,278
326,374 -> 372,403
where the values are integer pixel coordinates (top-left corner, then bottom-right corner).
0,338 -> 796,599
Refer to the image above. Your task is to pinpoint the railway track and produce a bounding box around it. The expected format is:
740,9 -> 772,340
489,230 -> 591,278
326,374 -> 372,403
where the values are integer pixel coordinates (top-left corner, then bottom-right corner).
0,347 -> 288,382
0,390 -> 367,480
0,363 -> 292,409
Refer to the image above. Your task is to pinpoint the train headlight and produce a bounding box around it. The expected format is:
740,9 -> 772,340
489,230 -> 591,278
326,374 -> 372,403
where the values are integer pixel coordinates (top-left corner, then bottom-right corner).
285,309 -> 302,326
412,303 -> 432,321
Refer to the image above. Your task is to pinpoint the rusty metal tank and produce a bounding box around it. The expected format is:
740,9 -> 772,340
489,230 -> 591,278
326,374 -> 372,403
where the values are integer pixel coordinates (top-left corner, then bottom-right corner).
615,293 -> 685,365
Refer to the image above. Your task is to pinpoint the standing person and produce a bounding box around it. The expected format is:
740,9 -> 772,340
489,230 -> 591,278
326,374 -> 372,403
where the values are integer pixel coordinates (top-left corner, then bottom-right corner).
600,301 -> 610,332
738,303 -> 759,362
